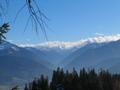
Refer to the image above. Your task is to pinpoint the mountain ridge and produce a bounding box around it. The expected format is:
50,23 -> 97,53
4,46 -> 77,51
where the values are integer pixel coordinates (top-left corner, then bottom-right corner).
1,34 -> 120,89
18,34 -> 120,49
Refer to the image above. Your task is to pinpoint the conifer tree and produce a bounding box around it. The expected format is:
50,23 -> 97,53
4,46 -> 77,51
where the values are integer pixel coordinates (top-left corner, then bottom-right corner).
24,68 -> 120,90
0,23 -> 9,43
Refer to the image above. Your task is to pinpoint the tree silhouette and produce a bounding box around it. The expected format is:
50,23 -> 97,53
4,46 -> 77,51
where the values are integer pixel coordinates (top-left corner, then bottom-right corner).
24,68 -> 120,90
0,23 -> 9,43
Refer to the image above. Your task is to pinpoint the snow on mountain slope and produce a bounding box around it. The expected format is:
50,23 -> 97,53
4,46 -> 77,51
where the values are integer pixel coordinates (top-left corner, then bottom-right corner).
1,34 -> 120,87
19,34 -> 120,49
7,34 -> 120,70
18,34 -> 120,67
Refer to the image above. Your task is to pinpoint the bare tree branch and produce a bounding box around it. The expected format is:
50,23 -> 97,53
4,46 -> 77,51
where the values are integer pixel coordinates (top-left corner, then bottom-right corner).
0,0 -> 48,41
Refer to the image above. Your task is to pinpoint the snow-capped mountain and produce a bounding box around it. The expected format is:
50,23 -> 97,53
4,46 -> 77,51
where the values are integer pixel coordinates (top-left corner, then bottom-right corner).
64,40 -> 120,71
19,34 -> 120,49
19,34 -> 120,67
1,34 -> 120,88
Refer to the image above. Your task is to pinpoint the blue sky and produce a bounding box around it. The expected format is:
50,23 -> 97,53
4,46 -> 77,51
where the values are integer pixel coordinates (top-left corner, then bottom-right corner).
4,0 -> 120,44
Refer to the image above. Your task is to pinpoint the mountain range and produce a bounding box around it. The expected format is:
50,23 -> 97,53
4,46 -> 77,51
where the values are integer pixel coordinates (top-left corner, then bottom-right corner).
1,34 -> 120,89
0,41 -> 52,89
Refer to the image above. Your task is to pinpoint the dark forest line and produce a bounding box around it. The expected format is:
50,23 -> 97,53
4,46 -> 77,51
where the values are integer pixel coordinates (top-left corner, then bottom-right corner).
23,68 -> 120,90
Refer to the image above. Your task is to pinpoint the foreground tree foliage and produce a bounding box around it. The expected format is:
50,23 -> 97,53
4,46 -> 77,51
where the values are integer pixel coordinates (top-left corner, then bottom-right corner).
0,23 -> 9,43
0,0 -> 48,43
24,68 -> 120,90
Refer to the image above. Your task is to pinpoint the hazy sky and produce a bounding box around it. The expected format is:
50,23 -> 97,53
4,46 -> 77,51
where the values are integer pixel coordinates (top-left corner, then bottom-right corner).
4,0 -> 120,44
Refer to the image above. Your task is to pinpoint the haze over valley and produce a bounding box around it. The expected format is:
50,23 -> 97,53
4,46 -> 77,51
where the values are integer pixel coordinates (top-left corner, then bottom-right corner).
1,34 -> 120,88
